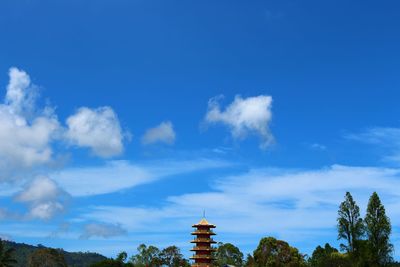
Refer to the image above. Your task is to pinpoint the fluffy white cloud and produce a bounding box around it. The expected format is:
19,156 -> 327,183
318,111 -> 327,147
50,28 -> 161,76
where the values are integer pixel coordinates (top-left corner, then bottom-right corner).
5,67 -> 37,116
0,68 -> 60,180
28,202 -> 64,220
80,223 -> 127,239
205,95 -> 273,149
15,176 -> 68,220
66,107 -> 125,158
141,121 -> 176,145
16,176 -> 62,203
0,68 -> 130,181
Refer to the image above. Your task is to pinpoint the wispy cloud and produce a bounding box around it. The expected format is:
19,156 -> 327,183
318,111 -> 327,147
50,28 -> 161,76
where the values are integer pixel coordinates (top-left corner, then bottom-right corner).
141,121 -> 176,145
309,143 -> 327,151
78,165 -> 400,256
52,158 -> 230,197
346,127 -> 400,162
80,223 -> 127,239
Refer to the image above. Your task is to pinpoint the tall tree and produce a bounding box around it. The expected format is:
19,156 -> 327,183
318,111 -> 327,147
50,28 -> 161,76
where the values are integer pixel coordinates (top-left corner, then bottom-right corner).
130,244 -> 161,267
252,237 -> 306,267
365,192 -> 393,266
337,192 -> 364,256
214,242 -> 244,267
0,239 -> 17,267
159,246 -> 189,267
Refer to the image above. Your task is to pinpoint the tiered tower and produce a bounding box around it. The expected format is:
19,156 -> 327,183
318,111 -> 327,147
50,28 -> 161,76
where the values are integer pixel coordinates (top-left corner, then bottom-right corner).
190,218 -> 216,267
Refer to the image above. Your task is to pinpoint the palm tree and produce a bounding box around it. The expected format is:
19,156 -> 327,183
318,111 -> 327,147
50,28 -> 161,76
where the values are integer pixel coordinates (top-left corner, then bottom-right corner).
0,238 -> 17,267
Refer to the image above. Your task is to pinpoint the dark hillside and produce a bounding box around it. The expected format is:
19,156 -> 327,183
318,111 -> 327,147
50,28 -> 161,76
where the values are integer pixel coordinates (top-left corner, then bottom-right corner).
4,241 -> 107,267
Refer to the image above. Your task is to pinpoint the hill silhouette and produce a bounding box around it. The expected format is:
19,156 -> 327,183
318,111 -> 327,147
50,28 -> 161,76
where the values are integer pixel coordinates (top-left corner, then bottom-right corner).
3,240 -> 107,267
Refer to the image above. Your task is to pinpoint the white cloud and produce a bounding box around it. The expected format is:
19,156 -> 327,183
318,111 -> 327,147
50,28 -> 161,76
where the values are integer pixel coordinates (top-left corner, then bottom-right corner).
141,121 -> 176,145
205,95 -> 273,149
66,107 -> 125,158
346,127 -> 400,145
16,176 -> 62,203
28,202 -> 64,220
80,223 -> 127,239
15,176 -> 68,220
0,68 -> 130,182
309,143 -> 327,151
346,127 -> 400,163
5,67 -> 37,116
0,68 -> 60,180
52,158 -> 230,197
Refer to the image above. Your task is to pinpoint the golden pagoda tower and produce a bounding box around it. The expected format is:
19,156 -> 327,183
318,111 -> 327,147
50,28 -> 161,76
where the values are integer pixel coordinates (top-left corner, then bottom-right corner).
190,217 -> 216,267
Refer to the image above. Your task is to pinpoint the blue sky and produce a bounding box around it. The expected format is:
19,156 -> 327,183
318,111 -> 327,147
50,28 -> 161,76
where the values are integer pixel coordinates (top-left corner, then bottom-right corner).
1,0 -> 400,260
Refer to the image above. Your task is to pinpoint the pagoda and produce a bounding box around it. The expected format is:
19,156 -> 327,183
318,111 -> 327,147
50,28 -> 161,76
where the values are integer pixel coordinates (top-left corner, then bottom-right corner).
190,218 -> 216,267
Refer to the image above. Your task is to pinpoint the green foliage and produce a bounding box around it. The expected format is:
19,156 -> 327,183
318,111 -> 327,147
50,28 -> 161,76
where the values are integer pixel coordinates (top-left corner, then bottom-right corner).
365,192 -> 393,266
90,251 -> 133,267
27,248 -> 67,267
214,242 -> 244,267
308,243 -> 351,267
3,241 -> 106,267
159,245 -> 189,267
337,192 -> 364,256
0,239 -> 17,267
250,237 -> 306,267
127,244 -> 190,267
130,244 -> 162,267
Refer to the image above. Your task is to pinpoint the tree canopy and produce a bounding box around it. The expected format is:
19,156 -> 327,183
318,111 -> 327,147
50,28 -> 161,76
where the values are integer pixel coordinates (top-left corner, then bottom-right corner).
28,248 -> 67,267
365,192 -> 393,266
214,242 -> 244,267
250,237 -> 306,267
337,192 -> 364,257
0,239 -> 17,267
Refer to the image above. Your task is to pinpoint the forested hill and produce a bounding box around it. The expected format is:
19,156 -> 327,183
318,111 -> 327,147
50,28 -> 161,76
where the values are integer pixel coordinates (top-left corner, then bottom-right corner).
4,240 -> 107,267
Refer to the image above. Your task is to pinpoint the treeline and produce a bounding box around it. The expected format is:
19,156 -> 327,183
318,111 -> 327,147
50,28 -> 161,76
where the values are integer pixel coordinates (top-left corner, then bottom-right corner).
0,241 -> 106,267
89,191 -> 398,267
0,191 -> 398,267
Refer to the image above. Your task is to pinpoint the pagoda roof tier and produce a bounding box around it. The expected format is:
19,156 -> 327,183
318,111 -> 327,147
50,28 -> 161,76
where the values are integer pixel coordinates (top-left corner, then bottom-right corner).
192,218 -> 216,228
190,255 -> 215,260
191,230 -> 216,235
190,246 -> 216,251
190,238 -> 216,243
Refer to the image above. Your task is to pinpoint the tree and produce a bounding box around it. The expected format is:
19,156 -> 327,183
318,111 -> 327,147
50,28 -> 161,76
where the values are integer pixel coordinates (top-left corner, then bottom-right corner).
214,242 -> 244,267
252,237 -> 306,267
90,252 -> 133,267
337,192 -> 364,257
130,244 -> 161,267
28,248 -> 67,267
0,239 -> 17,267
159,246 -> 189,267
365,192 -> 393,266
116,251 -> 128,263
244,254 -> 255,267
308,243 -> 351,267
